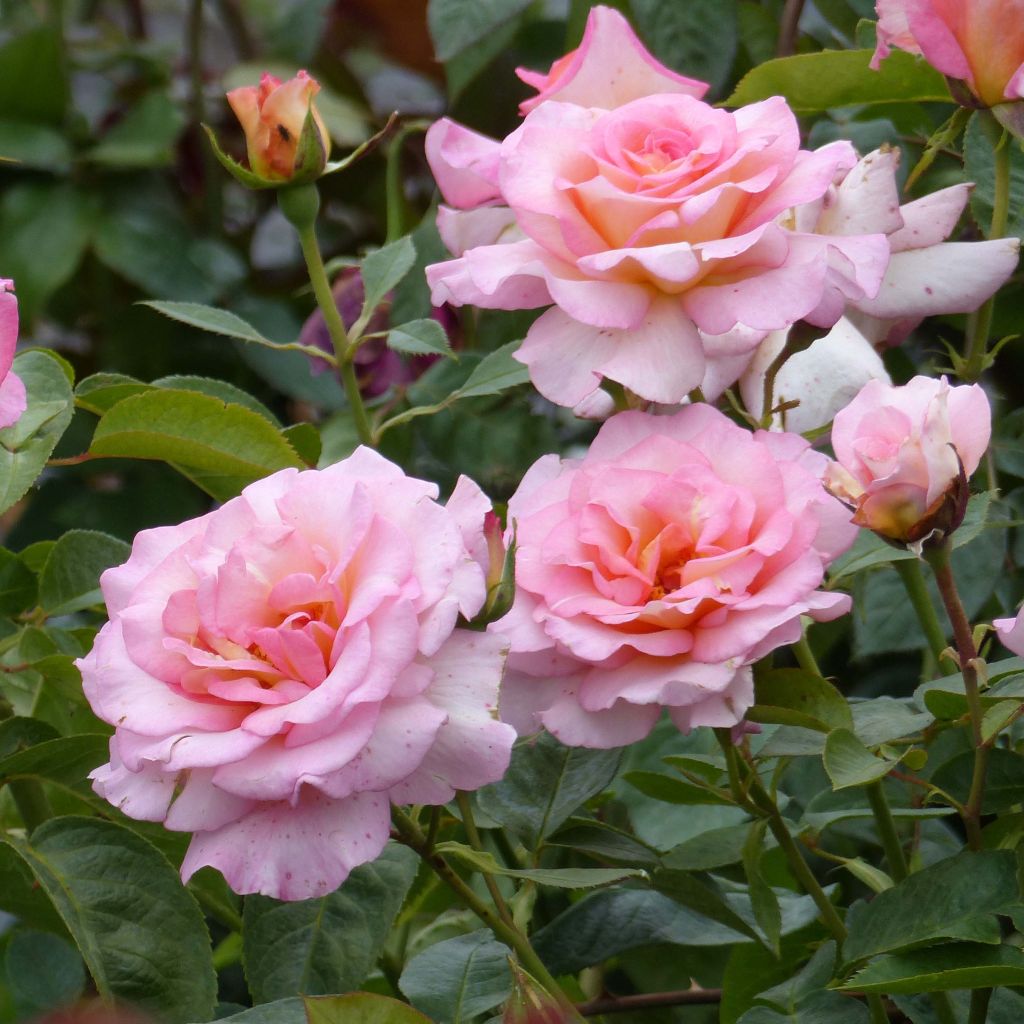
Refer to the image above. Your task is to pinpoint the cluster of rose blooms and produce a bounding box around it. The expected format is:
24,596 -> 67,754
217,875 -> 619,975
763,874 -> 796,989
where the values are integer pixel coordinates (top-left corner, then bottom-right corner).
19,3 -> 1020,900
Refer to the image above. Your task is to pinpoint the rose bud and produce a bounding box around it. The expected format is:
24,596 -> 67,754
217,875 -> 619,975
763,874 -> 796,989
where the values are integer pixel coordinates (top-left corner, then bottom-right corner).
208,70 -> 330,188
503,963 -> 579,1024
824,376 -> 991,547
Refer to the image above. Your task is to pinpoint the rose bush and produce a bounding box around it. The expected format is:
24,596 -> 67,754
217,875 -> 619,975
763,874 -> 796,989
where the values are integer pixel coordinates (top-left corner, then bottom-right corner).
825,376 -> 991,544
492,405 -> 856,747
78,447 -> 515,899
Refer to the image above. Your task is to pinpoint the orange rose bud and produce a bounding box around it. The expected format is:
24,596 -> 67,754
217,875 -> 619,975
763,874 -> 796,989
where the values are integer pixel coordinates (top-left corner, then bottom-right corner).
219,70 -> 329,187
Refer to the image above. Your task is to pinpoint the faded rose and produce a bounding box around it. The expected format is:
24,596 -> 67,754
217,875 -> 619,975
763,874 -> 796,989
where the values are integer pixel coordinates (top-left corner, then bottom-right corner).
825,376 -> 991,545
492,406 -> 856,748
78,448 -> 515,900
0,279 -> 24,429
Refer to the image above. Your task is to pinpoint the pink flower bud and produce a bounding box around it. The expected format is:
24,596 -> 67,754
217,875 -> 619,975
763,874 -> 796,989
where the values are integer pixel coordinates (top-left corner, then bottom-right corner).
0,279 -> 25,430
503,964 -> 578,1024
224,70 -> 330,185
825,376 -> 991,546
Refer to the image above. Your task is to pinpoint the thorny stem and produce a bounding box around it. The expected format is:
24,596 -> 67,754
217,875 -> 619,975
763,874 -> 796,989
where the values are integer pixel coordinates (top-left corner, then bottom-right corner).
294,215 -> 375,448
925,540 -> 988,850
894,560 -> 956,673
390,805 -> 576,1014
456,791 -> 516,928
964,127 -> 1012,381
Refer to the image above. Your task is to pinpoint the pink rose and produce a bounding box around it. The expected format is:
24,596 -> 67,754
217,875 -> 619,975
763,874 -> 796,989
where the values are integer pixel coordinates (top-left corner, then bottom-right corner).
78,448 -> 515,900
872,0 -> 1024,109
491,406 -> 856,748
0,279 -> 25,429
515,5 -> 707,115
427,92 -> 892,412
825,376 -> 991,544
226,70 -> 330,183
994,610 -> 1024,656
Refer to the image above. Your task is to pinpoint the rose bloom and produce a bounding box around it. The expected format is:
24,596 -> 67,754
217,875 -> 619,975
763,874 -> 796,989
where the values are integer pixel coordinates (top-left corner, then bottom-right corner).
491,406 -> 856,748
825,376 -> 990,545
515,5 -> 707,114
227,70 -> 330,182
78,448 -> 515,900
872,0 -> 1024,109
0,279 -> 25,429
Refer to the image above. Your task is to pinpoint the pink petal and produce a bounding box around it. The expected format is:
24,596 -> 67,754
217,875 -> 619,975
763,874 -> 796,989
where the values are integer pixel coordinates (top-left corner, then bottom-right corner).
425,118 -> 502,209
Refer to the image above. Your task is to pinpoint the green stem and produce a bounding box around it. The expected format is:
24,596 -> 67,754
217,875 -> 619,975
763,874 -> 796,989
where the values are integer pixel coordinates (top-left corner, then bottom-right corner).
866,782 -> 909,881
456,791 -> 515,928
969,987 -> 993,1024
894,560 -> 954,671
391,806 -> 574,1013
792,632 -> 821,676
925,540 -> 987,850
964,127 -> 1011,381
294,215 -> 374,448
384,129 -> 407,244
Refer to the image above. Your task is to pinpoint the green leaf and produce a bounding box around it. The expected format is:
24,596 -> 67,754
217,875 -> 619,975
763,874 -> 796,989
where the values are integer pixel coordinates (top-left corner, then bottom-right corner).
38,530 -> 130,616
143,301 -> 276,344
631,0 -> 738,95
152,375 -> 282,426
305,993 -> 434,1024
0,350 -> 75,516
427,0 -> 533,62
0,817 -> 216,1024
842,850 -> 1018,964
360,237 -> 417,320
475,732 -> 621,849
624,769 -> 735,806
74,373 -> 150,415
662,823 -> 752,871
436,841 -> 643,888
399,930 -> 512,1024
0,28 -> 67,125
282,422 -> 322,466
545,818 -> 661,869
0,547 -> 37,615
651,868 -> 763,944
388,318 -> 455,358
242,844 -> 418,1003
0,735 -> 110,796
757,941 -> 837,1013
823,728 -> 900,790
88,91 -> 185,168
840,943 -> 1024,994
4,929 -> 85,1017
89,388 -> 304,500
0,182 -> 95,321
0,119 -> 71,171
453,341 -> 530,399
931,747 -> 1024,813
727,48 -> 951,111
742,821 -> 782,954
739,991 -> 869,1023
964,112 -> 1024,240
749,669 -> 854,733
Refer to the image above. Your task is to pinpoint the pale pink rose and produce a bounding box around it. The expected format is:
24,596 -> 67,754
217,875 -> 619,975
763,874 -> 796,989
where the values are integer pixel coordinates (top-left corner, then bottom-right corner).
491,406 -> 856,748
825,376 -> 990,544
427,93 -> 893,412
0,279 -> 25,429
872,0 -> 1024,108
802,148 -> 1019,343
994,610 -> 1024,655
78,448 -> 515,900
227,70 -> 330,182
515,5 -> 707,115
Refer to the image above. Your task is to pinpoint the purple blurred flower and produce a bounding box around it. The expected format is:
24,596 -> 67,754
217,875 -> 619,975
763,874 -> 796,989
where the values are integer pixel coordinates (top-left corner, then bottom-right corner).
300,267 -> 457,397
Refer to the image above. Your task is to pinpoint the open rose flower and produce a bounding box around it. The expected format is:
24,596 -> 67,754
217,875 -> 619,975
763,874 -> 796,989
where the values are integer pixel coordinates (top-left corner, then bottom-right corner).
994,609 -> 1024,656
516,5 -> 707,114
426,92 -> 892,412
492,406 -> 856,748
222,70 -> 330,185
78,448 -> 515,900
0,279 -> 24,429
825,376 -> 990,545
872,1 -> 1024,113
